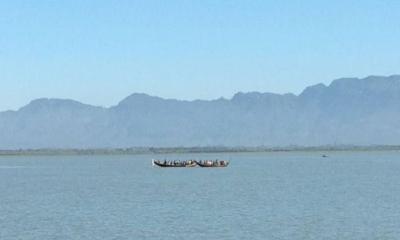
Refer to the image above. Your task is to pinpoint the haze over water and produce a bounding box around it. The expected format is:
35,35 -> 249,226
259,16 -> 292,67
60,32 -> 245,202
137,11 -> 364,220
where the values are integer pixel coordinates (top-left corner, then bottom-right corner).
1,151 -> 400,239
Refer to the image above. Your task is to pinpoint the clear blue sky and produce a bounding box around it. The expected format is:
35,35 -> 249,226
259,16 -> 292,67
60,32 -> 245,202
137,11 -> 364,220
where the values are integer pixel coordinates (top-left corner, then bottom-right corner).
0,0 -> 399,110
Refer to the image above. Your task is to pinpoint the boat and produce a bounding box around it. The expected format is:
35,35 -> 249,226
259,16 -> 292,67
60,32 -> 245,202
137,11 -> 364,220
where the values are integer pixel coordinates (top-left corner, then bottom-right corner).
152,159 -> 197,167
195,160 -> 229,167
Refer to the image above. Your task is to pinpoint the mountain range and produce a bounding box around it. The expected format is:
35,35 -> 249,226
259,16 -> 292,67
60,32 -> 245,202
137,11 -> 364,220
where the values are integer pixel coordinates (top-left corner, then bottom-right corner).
1,75 -> 400,149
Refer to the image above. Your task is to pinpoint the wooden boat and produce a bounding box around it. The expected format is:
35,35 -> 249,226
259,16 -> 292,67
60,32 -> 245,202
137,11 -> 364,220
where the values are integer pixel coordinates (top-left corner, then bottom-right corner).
152,159 -> 197,167
195,160 -> 229,167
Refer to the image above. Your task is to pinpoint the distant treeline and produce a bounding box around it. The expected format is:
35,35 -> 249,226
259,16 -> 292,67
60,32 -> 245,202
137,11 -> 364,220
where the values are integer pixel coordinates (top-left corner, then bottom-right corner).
0,145 -> 400,156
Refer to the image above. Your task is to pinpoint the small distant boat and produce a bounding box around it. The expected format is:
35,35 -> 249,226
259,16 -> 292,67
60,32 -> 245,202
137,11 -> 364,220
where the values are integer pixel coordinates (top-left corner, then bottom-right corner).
322,154 -> 328,158
195,160 -> 229,167
152,159 -> 197,168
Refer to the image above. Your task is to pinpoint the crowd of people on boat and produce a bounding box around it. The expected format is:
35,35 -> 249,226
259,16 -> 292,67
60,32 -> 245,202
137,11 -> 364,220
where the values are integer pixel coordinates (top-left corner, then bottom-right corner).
153,159 -> 229,167
158,159 -> 196,166
197,159 -> 229,167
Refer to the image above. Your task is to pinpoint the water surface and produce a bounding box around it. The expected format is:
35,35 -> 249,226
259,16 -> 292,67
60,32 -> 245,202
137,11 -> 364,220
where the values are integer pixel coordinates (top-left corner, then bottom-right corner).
1,151 -> 400,239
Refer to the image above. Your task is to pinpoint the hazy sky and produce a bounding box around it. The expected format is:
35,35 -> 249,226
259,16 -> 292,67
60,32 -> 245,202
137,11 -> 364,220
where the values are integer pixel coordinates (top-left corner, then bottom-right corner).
0,0 -> 399,111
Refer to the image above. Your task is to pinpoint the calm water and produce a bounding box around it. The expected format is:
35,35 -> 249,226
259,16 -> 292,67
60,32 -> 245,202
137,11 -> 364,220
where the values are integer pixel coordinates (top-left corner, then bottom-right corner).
1,151 -> 400,239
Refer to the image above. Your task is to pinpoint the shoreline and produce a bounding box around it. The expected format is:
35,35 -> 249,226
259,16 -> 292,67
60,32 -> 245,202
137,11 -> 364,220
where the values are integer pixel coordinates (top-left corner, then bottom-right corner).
0,145 -> 399,156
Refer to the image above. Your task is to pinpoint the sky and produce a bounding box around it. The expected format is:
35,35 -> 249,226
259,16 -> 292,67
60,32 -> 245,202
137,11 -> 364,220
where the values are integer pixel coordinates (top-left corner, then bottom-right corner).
0,0 -> 399,111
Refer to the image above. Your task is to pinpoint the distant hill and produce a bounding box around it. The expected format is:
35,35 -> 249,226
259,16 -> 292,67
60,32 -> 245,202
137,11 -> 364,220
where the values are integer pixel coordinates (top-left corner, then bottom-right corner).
1,75 -> 400,149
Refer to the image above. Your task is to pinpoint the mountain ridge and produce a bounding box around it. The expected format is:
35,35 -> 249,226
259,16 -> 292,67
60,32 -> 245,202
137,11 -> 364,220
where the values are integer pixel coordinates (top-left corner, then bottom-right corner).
1,75 -> 400,149
7,74 -> 400,112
